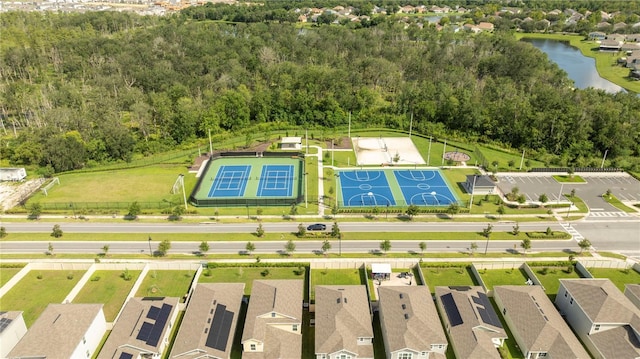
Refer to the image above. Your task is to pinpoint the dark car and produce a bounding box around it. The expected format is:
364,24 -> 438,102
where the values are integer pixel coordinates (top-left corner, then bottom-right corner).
307,223 -> 326,231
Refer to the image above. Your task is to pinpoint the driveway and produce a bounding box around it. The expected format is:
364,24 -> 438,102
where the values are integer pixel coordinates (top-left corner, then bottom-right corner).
496,172 -> 640,219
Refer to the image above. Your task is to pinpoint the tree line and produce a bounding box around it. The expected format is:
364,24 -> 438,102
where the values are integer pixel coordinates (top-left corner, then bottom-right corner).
0,10 -> 638,173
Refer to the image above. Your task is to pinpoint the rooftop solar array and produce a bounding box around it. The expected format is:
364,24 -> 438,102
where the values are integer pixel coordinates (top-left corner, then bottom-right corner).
119,352 -> 133,359
475,292 -> 503,328
0,317 -> 14,333
441,293 -> 463,327
205,304 -> 235,351
135,303 -> 174,347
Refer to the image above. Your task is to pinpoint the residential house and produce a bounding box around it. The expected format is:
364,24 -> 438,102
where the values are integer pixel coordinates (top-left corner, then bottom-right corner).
435,286 -> 507,359
399,5 -> 414,14
463,23 -> 481,34
378,286 -> 447,359
625,284 -> 640,310
241,280 -> 303,359
599,39 -> 622,52
478,22 -> 495,31
8,304 -> 106,359
596,22 -> 612,30
494,286 -> 590,359
464,175 -> 495,195
606,33 -> 626,42
613,22 -> 627,32
0,311 -> 28,358
555,279 -> 640,358
626,34 -> 640,43
170,283 -> 245,359
315,285 -> 374,359
98,297 -> 180,359
589,31 -> 607,41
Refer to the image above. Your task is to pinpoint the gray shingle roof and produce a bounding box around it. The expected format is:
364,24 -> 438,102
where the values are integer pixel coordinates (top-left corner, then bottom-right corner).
378,286 -> 446,355
241,280 -> 303,359
494,286 -> 589,358
435,286 -> 506,359
8,304 -> 104,359
97,297 -> 180,359
315,285 -> 373,358
170,283 -> 244,358
625,284 -> 640,310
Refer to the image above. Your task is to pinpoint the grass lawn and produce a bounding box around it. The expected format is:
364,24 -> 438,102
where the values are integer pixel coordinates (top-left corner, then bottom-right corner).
602,193 -> 637,213
27,165 -> 188,208
0,270 -> 85,327
587,267 -> 640,292
439,168 -> 478,204
198,266 -> 306,296
421,266 -> 476,293
135,270 -> 195,299
552,175 -> 586,183
310,268 -> 363,301
475,145 -> 544,172
328,149 -> 357,168
478,268 -> 529,290
72,270 -> 141,321
530,266 -> 582,301
0,267 -> 23,287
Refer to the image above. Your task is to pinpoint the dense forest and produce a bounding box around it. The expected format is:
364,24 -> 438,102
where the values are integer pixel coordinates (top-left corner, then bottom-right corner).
1,8 -> 639,174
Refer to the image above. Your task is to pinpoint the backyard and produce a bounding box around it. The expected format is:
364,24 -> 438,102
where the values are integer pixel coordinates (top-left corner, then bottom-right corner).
135,270 -> 195,299
310,268 -> 364,301
478,268 -> 529,290
0,266 -> 24,287
420,266 -> 476,293
0,270 -> 85,326
198,266 -> 307,297
530,266 -> 582,300
73,270 -> 142,321
587,267 -> 640,292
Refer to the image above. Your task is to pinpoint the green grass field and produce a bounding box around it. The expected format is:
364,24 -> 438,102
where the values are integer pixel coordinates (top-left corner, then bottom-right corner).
198,266 -> 305,296
135,270 -> 195,299
552,175 -> 586,183
587,267 -> 640,292
0,270 -> 85,327
478,268 -> 529,290
421,267 -> 476,293
602,193 -> 637,213
310,268 -> 363,301
27,165 -> 189,208
0,267 -> 23,287
530,266 -> 582,301
72,270 -> 141,321
476,145 -> 544,172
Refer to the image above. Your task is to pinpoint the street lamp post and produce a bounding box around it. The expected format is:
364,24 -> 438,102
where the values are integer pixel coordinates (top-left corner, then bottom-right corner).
469,175 -> 478,210
483,224 -> 490,255
304,172 -> 308,208
557,183 -> 564,204
148,236 -> 152,257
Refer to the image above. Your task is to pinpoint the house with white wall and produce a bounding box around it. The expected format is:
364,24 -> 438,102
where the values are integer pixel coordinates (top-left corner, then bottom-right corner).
7,304 -> 106,359
0,311 -> 28,358
556,279 -> 640,358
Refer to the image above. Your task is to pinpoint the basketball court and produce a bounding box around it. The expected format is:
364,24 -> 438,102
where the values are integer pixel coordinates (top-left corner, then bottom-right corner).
352,137 -> 425,166
338,169 -> 458,207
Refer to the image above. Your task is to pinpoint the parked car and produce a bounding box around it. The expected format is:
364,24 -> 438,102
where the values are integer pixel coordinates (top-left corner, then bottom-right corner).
307,223 -> 327,231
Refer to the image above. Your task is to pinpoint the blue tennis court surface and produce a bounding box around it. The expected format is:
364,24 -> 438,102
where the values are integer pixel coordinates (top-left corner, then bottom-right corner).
339,170 -> 396,207
208,165 -> 251,197
393,170 -> 456,206
257,165 -> 294,197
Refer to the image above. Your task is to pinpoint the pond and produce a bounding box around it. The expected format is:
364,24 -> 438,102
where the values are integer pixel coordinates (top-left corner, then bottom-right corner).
522,38 -> 626,94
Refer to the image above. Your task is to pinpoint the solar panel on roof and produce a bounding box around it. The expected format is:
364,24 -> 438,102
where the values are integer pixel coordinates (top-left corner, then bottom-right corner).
136,322 -> 153,341
146,303 -> 172,347
205,304 -> 235,351
441,293 -> 463,327
475,293 -> 503,328
147,306 -> 161,320
119,352 -> 133,359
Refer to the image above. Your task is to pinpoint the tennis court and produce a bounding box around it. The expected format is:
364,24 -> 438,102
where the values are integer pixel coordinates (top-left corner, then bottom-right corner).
257,165 -> 294,197
338,169 -> 458,207
191,156 -> 303,207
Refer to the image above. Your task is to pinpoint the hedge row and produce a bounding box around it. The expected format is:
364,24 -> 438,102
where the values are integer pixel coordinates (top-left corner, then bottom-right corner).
527,261 -> 573,267
526,232 -> 572,239
419,262 -> 470,268
207,262 -> 309,269
0,263 -> 26,268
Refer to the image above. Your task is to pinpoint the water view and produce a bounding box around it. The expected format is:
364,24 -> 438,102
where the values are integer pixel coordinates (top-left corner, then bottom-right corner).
523,38 -> 625,94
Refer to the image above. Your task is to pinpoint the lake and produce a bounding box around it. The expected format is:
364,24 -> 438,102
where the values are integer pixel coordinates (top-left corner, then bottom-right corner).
523,38 -> 626,94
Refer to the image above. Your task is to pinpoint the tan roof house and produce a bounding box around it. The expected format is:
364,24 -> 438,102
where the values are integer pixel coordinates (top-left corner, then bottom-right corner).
378,286 -> 447,359
241,280 -> 303,359
0,311 -> 27,358
435,286 -> 507,359
98,297 -> 180,359
478,22 -> 495,31
8,304 -> 106,359
625,284 -> 640,310
170,283 -> 245,359
494,286 -> 590,359
315,285 -> 373,359
556,279 -> 640,359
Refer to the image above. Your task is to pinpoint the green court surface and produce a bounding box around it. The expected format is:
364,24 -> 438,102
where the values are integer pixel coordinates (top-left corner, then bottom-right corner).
191,156 -> 303,206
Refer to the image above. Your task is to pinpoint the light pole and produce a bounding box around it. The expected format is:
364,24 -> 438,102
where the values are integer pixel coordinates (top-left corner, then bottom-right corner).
566,201 -> 573,219
331,140 -> 334,167
427,136 -> 432,166
334,173 -> 340,208
557,183 -> 564,204
148,236 -> 152,257
304,171 -> 308,208
601,149 -> 608,169
179,174 -> 188,210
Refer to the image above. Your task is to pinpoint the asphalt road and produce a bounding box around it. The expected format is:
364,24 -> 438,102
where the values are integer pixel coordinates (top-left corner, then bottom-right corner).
0,220 -> 637,256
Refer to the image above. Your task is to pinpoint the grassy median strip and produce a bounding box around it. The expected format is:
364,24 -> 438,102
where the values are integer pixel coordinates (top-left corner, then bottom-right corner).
0,230 -> 571,242
602,193 -> 637,213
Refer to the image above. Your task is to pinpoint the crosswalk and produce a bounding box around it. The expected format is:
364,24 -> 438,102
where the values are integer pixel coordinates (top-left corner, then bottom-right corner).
561,223 -> 584,241
588,211 -> 631,218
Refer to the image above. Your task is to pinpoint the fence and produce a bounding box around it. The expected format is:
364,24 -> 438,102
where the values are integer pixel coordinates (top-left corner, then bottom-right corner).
529,167 -> 623,173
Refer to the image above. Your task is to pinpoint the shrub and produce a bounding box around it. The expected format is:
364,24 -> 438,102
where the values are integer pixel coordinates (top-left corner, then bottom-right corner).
91,276 -> 101,281
203,269 -> 212,277
67,273 -> 74,280
121,269 -> 132,281
36,273 -> 43,279
261,269 -> 270,277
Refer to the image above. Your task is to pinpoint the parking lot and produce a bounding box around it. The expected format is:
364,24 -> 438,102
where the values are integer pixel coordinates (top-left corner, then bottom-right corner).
496,173 -> 640,218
